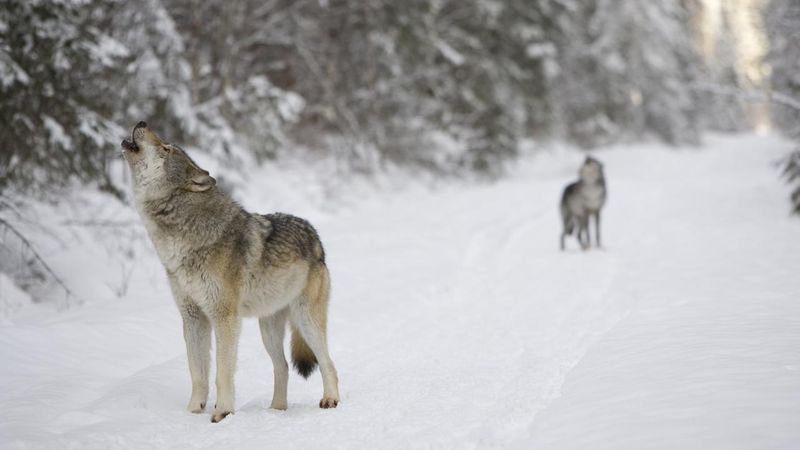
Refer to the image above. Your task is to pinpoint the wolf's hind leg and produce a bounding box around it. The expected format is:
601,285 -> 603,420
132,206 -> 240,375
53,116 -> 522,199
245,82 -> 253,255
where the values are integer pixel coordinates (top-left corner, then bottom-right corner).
290,305 -> 339,408
181,303 -> 211,414
259,309 -> 289,410
290,265 -> 339,409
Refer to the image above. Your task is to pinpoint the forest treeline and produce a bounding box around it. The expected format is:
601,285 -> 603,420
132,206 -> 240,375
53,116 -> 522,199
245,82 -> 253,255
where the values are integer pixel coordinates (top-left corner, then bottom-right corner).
0,0 -> 798,198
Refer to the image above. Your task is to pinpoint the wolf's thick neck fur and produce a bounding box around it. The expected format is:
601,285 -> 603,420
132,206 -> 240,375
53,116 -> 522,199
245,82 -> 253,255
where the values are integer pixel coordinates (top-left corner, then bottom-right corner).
578,174 -> 606,211
142,188 -> 238,233
136,187 -> 247,269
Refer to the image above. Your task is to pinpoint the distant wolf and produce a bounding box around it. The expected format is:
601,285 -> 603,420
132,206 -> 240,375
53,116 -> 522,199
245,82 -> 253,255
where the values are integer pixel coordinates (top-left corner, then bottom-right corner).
560,156 -> 606,251
121,122 -> 339,423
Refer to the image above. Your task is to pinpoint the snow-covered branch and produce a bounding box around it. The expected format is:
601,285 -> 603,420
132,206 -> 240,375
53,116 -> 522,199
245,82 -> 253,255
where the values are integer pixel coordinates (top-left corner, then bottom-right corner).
691,82 -> 800,113
0,217 -> 74,299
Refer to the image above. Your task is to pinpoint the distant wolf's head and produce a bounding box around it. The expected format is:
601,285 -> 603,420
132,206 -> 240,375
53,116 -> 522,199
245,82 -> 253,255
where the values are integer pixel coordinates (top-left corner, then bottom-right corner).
579,156 -> 604,183
121,121 -> 215,199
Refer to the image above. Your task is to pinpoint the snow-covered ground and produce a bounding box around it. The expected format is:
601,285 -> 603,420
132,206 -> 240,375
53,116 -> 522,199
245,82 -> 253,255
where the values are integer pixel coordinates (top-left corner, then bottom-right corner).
1,134 -> 799,449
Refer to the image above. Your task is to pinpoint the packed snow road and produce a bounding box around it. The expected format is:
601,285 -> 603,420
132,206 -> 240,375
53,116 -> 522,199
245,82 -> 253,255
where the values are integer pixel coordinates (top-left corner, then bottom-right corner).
1,134 -> 798,449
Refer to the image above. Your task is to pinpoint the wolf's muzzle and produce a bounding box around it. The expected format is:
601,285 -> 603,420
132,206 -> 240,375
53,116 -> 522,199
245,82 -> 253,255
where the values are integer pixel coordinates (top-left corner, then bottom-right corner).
121,121 -> 147,152
121,138 -> 139,152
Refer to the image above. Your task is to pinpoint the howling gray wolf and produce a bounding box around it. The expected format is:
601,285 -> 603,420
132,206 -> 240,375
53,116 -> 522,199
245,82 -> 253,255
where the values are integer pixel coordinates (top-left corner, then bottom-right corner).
560,156 -> 607,251
122,121 -> 339,423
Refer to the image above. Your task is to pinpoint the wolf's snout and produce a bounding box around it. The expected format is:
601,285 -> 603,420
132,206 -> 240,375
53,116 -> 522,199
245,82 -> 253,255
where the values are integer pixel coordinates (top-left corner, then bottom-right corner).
121,139 -> 139,152
121,121 -> 148,153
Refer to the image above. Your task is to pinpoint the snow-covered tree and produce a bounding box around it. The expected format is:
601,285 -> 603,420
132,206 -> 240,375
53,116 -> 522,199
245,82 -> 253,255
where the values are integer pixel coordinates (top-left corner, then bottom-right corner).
0,0 -> 128,196
693,1 -> 750,132
0,0 -> 761,192
105,0 -> 195,144
163,0 -> 303,161
767,0 -> 800,139
552,0 -> 702,147
270,0 -> 563,173
766,0 -> 800,214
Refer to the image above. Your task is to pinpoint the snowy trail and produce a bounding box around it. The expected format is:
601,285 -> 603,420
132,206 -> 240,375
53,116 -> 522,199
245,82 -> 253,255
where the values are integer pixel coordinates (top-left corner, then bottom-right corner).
2,134 -> 799,449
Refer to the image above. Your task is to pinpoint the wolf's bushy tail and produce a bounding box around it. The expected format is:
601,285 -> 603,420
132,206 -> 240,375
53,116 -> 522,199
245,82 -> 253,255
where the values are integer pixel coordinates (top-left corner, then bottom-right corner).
291,325 -> 317,378
290,263 -> 330,378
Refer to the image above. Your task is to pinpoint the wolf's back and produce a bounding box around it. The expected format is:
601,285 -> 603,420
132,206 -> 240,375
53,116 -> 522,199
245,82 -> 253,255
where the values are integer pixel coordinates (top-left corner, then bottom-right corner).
261,213 -> 326,264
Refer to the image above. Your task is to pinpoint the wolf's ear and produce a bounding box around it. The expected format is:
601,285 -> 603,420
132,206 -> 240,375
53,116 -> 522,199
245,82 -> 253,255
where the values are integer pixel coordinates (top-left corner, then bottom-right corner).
185,171 -> 216,192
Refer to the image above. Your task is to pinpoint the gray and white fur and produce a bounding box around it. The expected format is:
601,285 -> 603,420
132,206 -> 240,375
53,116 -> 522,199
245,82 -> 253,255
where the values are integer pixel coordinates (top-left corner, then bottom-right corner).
121,122 -> 339,423
560,156 -> 607,251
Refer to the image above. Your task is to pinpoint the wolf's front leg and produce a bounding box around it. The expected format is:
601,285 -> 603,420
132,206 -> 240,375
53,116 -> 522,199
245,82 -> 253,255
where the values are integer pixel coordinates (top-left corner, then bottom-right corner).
181,303 -> 211,413
579,217 -> 590,250
211,313 -> 241,423
594,211 -> 602,248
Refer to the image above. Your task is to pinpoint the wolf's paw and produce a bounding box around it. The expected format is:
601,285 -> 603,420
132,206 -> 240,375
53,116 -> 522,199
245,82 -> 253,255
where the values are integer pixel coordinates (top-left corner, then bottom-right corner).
211,410 -> 232,423
319,397 -> 339,409
187,400 -> 206,414
270,400 -> 288,411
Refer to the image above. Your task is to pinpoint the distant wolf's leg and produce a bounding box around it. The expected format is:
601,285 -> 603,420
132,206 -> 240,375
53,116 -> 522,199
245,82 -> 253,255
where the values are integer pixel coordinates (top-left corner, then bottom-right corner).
585,215 -> 593,249
181,303 -> 211,413
211,313 -> 242,423
259,309 -> 289,410
561,216 -> 572,251
594,210 -> 602,248
579,217 -> 590,250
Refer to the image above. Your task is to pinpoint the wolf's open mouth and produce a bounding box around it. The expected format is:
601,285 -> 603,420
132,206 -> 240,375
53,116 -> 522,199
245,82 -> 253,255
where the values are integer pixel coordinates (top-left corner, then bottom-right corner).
121,138 -> 139,152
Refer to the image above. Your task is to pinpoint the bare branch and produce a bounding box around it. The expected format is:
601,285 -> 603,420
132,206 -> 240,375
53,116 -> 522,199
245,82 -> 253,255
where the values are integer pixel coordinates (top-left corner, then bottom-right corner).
0,217 -> 74,299
770,91 -> 800,112
690,82 -> 800,112
291,14 -> 362,143
60,219 -> 134,228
